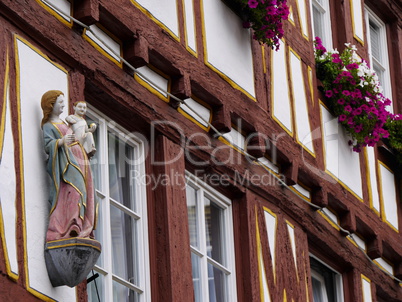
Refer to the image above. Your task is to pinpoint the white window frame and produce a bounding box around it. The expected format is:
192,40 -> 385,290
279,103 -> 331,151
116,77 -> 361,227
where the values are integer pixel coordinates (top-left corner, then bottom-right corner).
86,105 -> 151,302
310,0 -> 333,49
186,171 -> 237,302
310,255 -> 344,302
365,7 -> 392,104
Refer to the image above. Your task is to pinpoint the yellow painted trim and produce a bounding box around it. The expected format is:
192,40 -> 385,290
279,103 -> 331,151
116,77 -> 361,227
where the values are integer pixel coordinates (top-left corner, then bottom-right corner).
256,207 -> 273,301
303,251 -> 309,302
318,208 -> 340,231
363,148 -> 380,214
182,0 -> 198,57
347,236 -> 358,248
83,24 -> 123,68
377,161 -> 399,233
263,206 -> 277,283
288,47 -> 316,157
307,66 -> 314,107
255,160 -> 280,178
177,95 -> 211,131
262,45 -> 267,74
130,0 -> 180,42
270,40 -> 294,136
35,0 -> 73,28
134,65 -> 171,103
349,0 -> 365,46
0,52 -> 18,280
283,289 -> 287,301
318,101 -> 364,202
46,242 -> 101,252
294,0 -> 309,40
14,34 -> 67,301
218,136 -> 247,156
200,0 -> 256,101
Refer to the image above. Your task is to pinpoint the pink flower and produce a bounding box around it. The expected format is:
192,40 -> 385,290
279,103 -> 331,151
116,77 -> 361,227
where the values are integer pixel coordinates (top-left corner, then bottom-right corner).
337,98 -> 345,105
346,63 -> 359,69
338,115 -> 347,122
325,90 -> 333,98
344,105 -> 352,112
342,90 -> 351,96
248,0 -> 259,8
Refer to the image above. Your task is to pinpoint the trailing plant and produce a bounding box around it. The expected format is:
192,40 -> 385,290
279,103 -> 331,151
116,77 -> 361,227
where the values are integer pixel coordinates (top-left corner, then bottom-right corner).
227,0 -> 289,50
314,37 -> 394,152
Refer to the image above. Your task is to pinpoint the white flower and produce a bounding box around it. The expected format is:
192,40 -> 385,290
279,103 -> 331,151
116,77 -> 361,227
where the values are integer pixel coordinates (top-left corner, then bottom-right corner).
351,45 -> 357,51
344,42 -> 351,47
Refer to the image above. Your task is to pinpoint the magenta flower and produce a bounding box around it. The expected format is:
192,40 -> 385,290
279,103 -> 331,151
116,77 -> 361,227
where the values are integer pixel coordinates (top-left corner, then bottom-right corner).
337,98 -> 345,105
346,63 -> 359,69
325,90 -> 333,98
344,105 -> 352,112
338,115 -> 347,122
248,0 -> 259,8
342,90 -> 351,96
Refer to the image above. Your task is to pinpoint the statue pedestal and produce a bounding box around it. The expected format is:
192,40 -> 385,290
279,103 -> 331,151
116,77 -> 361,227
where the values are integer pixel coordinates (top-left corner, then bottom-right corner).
44,238 -> 101,287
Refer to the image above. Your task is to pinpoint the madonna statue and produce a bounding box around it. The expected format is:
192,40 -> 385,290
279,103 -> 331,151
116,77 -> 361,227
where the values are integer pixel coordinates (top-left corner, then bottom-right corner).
41,90 -> 96,241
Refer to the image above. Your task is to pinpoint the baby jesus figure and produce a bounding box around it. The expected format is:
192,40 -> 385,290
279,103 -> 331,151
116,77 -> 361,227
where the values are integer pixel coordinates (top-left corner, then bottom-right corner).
66,101 -> 97,158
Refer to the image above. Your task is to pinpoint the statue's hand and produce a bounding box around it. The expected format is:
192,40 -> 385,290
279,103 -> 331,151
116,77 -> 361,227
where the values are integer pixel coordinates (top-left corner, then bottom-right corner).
89,123 -> 97,133
63,134 -> 76,145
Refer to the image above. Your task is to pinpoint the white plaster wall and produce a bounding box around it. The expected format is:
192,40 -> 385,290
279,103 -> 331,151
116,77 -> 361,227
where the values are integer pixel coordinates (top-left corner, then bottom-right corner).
292,184 -> 311,199
272,40 -> 292,133
361,277 -> 372,302
203,0 -> 255,97
86,25 -> 121,62
296,0 -> 309,38
135,0 -> 179,37
16,38 -> 76,301
223,128 -> 245,150
264,210 -> 277,278
136,66 -> 169,98
351,0 -> 364,42
258,244 -> 271,302
41,0 -> 71,22
289,51 -> 314,154
184,0 -> 196,52
286,223 -> 297,272
379,164 -> 398,230
320,105 -> 363,198
0,84 -> 18,276
366,147 -> 380,212
181,98 -> 211,128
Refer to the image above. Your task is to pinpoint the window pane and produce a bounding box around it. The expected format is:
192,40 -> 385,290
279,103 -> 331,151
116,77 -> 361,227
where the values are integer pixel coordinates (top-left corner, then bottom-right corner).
186,185 -> 199,248
113,280 -> 139,302
108,132 -> 136,210
110,204 -> 138,285
94,195 -> 104,267
87,271 -> 105,302
208,262 -> 226,302
313,6 -> 324,40
312,277 -> 324,302
191,252 -> 202,302
370,21 -> 381,62
204,197 -> 225,264
88,116 -> 101,191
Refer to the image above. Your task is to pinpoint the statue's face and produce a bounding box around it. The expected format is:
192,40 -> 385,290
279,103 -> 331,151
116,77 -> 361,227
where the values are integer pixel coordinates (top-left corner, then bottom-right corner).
74,102 -> 87,116
52,95 -> 65,116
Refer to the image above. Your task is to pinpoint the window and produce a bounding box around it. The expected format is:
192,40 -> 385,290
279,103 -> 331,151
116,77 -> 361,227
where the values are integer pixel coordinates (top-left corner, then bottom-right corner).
86,107 -> 150,302
310,257 -> 344,302
365,8 -> 392,104
310,0 -> 333,49
186,172 -> 237,302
